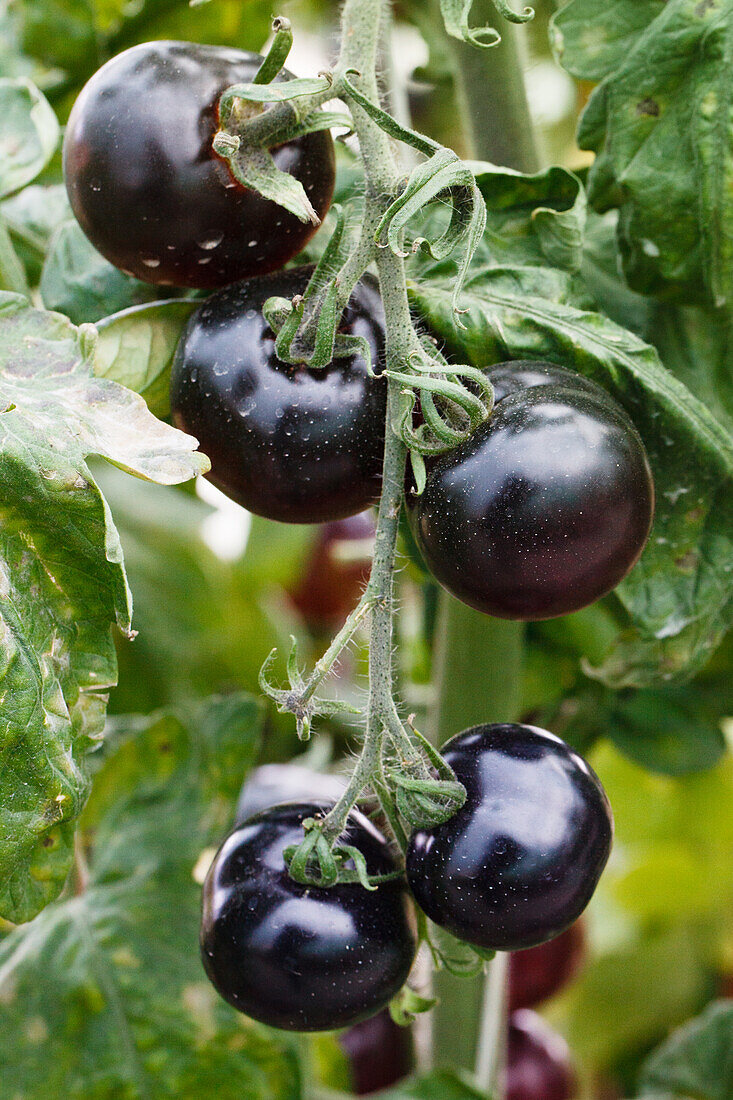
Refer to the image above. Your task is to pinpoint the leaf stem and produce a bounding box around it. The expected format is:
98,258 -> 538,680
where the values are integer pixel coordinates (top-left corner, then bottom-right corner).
299,595 -> 377,708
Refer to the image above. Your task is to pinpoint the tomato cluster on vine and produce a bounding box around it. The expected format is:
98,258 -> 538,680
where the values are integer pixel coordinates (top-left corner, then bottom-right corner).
201,725 -> 612,1032
64,36 -> 640,1044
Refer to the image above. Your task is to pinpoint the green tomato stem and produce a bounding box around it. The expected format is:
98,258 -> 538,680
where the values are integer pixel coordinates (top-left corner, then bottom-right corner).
430,606 -> 524,1078
432,604 -> 525,744
298,596 -> 377,709
311,0 -> 423,847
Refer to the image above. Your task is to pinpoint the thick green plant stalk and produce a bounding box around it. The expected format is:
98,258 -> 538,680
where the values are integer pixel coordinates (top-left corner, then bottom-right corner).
449,0 -> 540,172
430,605 -> 524,1078
432,604 -> 524,743
429,3 -> 540,1086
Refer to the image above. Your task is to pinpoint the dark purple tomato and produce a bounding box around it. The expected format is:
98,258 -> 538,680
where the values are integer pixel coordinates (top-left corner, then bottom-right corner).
63,41 -> 335,288
339,1009 -> 415,1095
406,361 -> 654,620
405,723 -> 613,951
289,511 -> 375,631
170,268 -> 387,523
504,1010 -> 577,1100
201,802 -> 417,1031
234,763 -> 347,827
509,920 -> 586,1012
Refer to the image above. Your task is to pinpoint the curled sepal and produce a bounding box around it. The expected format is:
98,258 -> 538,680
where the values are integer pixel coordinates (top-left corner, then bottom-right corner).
219,74 -> 334,119
427,923 -> 494,977
409,448 -> 427,497
258,638 -> 361,741
439,0 -> 533,49
287,109 -> 353,140
252,17 -> 294,86
391,773 -> 467,829
375,148 -> 487,316
389,987 -> 438,1027
213,138 -> 320,224
284,825 -> 403,889
266,207 -> 374,371
389,343 -> 494,465
213,67 -> 337,223
407,719 -> 462,783
285,822 -> 339,886
258,641 -> 302,705
491,0 -> 534,25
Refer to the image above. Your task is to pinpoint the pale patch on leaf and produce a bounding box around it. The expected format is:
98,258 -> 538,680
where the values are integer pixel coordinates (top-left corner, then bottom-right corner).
0,293 -> 208,922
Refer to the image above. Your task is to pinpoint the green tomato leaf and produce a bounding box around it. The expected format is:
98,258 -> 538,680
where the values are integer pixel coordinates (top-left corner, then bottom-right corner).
604,687 -> 726,777
41,221 -> 164,325
647,302 -> 733,435
0,293 -> 208,923
95,467 -> 300,721
550,0 -> 667,82
1,183 -> 71,286
408,267 -> 733,686
471,162 -> 587,273
552,0 -> 733,306
94,300 -> 199,419
0,694 -> 301,1100
379,1069 -> 487,1099
0,78 -> 59,199
580,210 -> 653,337
639,1001 -> 733,1099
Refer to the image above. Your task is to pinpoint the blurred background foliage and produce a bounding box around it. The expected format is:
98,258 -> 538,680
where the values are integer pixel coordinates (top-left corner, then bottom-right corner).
0,0 -> 731,1097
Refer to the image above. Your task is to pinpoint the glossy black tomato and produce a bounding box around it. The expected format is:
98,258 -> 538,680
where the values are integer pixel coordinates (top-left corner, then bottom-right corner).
63,41 -> 335,288
289,511 -> 375,631
201,802 -> 417,1031
406,361 -> 654,620
405,723 -> 613,951
171,268 -> 387,523
234,763 -> 347,827
509,920 -> 586,1012
504,1010 -> 576,1100
339,1009 -> 415,1095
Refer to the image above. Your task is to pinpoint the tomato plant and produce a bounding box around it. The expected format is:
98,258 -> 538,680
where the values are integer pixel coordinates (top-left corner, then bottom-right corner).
0,0 -> 732,1098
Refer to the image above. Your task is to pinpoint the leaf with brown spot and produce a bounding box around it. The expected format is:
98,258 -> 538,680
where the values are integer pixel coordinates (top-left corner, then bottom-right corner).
552,0 -> 733,306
